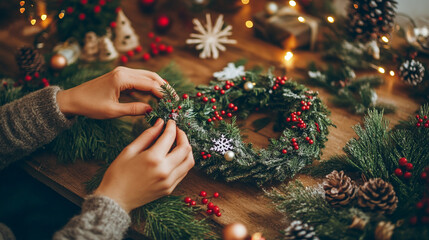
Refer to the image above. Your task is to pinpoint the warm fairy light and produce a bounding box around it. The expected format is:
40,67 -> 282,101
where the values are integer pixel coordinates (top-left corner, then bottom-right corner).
59,11 -> 65,19
30,19 -> 36,25
284,51 -> 294,61
20,8 -> 25,13
245,20 -> 253,28
378,67 -> 385,74
327,16 -> 335,23
241,0 -> 249,4
289,0 -> 297,7
381,36 -> 389,43
20,1 -> 25,6
41,14 -> 47,21
389,70 -> 395,76
353,4 -> 358,9
298,16 -> 305,23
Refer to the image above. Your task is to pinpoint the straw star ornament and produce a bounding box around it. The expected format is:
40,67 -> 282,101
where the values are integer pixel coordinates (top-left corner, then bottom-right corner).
186,14 -> 237,59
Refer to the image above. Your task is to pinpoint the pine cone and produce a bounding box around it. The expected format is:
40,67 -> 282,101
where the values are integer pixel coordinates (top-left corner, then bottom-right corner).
374,221 -> 395,240
357,178 -> 398,214
399,59 -> 425,86
323,170 -> 357,207
15,46 -> 46,76
348,0 -> 397,42
284,220 -> 320,240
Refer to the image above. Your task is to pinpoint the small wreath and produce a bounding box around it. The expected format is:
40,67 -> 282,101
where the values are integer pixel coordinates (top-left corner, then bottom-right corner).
148,64 -> 334,186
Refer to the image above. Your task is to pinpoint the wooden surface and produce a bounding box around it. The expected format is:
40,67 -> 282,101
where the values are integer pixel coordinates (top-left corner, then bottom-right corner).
0,0 -> 422,239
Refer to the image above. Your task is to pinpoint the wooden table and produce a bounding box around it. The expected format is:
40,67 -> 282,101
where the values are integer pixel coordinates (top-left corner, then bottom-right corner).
0,0 -> 421,239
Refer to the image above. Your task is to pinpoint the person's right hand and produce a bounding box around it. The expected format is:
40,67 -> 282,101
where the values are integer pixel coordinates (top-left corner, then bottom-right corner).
93,119 -> 194,213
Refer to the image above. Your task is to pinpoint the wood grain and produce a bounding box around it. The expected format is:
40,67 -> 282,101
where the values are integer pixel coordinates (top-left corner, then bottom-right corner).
0,0 -> 421,239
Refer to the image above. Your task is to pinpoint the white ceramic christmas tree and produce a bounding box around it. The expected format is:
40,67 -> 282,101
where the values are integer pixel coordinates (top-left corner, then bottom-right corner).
80,32 -> 99,62
99,36 -> 118,61
114,10 -> 140,52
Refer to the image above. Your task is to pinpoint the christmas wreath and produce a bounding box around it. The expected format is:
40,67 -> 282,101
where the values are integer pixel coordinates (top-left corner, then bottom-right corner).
143,63 -> 334,185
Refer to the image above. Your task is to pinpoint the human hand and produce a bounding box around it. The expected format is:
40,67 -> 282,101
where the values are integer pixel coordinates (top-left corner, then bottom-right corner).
93,119 -> 195,213
56,66 -> 166,119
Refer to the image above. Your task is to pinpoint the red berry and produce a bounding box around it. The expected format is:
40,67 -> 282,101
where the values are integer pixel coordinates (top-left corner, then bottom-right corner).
213,192 -> 219,198
135,45 -> 143,53
417,123 -> 421,127
115,7 -> 121,13
184,197 -> 191,203
155,36 -> 161,43
214,86 -> 220,90
309,140 -> 314,144
282,149 -> 287,154
142,53 -> 151,61
225,85 -> 231,90
305,137 -> 310,141
66,7 -> 74,14
166,46 -> 174,53
233,106 -> 238,111
417,201 -> 424,209
200,191 -> 207,197
272,86 -> 277,90
286,118 -> 291,122
419,118 -> 424,123
94,5 -> 101,13
301,106 -> 306,111
280,80 -> 286,85
416,115 -> 420,119
24,75 -> 32,82
425,123 -> 429,128
206,209 -> 213,215
178,106 -> 182,110
158,44 -> 166,52
182,94 -> 189,99
399,157 -> 408,166
220,90 -> 225,94
211,98 -> 216,103
406,163 -> 413,170
294,145 -> 299,150
34,72 -> 40,78
126,50 -> 134,57
148,32 -> 155,38
196,92 -> 202,97
151,48 -> 159,55
213,206 -> 220,213
228,103 -> 234,109
421,172 -> 427,179
201,152 -> 205,155
190,201 -> 196,206
110,21 -> 117,28
221,111 -> 226,115
81,0 -> 88,4
202,97 -> 208,102
212,106 -> 217,110
242,77 -> 246,80
207,118 -> 212,122
42,78 -> 49,87
404,171 -> 412,179
409,216 -> 418,225
207,154 -> 211,158
227,113 -> 232,118
99,0 -> 106,5
394,168 -> 403,176
78,13 -> 86,20
207,202 -> 214,209
216,212 -> 222,217
291,138 -> 296,142
425,116 -> 428,119
120,55 -> 128,63
300,100 -> 305,105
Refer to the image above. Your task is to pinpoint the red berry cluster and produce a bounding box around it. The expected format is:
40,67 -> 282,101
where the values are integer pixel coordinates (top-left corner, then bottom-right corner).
200,151 -> 212,159
394,157 -> 413,179
286,111 -> 307,129
184,191 -> 222,217
409,197 -> 429,225
290,138 -> 299,150
421,167 -> 429,183
16,72 -> 49,88
315,122 -> 321,133
120,33 -> 173,64
194,91 -> 237,123
214,80 -> 235,95
299,99 -> 312,111
271,76 -> 287,90
415,115 -> 429,128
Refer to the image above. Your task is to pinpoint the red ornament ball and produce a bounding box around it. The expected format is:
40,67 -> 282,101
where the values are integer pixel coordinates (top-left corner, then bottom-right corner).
394,168 -> 403,177
34,72 -> 40,78
182,94 -> 189,99
184,197 -> 191,203
399,157 -> 408,166
196,92 -> 202,97
409,216 -> 418,225
200,191 -> 207,197
404,171 -> 412,179
220,90 -> 225,95
213,192 -> 220,198
211,98 -> 216,103
158,44 -> 166,52
309,140 -> 314,144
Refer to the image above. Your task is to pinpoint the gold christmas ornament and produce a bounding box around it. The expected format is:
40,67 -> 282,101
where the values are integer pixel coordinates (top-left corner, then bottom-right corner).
323,170 -> 357,207
265,2 -> 279,15
357,178 -> 398,214
224,150 -> 235,161
50,54 -> 67,71
348,216 -> 367,230
243,81 -> 254,91
374,221 -> 395,240
223,223 -> 248,240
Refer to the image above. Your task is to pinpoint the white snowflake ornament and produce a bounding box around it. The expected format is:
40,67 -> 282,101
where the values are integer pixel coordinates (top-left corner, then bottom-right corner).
213,62 -> 245,81
186,14 -> 237,59
210,134 -> 233,154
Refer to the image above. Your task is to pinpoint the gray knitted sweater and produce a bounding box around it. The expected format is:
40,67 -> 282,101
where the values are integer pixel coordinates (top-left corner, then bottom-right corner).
0,87 -> 131,240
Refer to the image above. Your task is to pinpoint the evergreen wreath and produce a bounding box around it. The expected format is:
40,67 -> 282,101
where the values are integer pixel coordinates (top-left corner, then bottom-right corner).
143,63 -> 333,186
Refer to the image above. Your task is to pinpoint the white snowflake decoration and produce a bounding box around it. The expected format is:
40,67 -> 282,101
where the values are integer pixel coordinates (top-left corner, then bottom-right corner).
210,134 -> 233,154
213,62 -> 245,81
186,14 -> 237,59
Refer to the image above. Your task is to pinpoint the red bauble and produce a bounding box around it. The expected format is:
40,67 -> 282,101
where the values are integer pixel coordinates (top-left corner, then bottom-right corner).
42,78 -> 49,87
399,157 -> 408,166
184,197 -> 192,203
404,171 -> 412,179
220,90 -> 225,94
196,92 -> 202,97
182,94 -> 189,99
214,85 -> 220,90
154,14 -> 172,34
213,192 -> 220,198
94,5 -> 101,13
228,103 -> 234,109
200,191 -> 207,197
158,44 -> 166,52
34,72 -> 40,78
394,168 -> 403,177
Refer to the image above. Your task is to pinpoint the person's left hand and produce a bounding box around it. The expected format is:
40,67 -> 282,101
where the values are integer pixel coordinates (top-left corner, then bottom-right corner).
56,66 -> 166,119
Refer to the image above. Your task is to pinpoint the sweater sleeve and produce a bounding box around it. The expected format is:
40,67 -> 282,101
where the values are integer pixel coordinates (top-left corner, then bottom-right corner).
53,195 -> 131,240
0,86 -> 74,170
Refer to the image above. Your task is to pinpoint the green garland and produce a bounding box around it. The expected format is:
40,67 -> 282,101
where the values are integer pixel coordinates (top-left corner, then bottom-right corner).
267,105 -> 429,239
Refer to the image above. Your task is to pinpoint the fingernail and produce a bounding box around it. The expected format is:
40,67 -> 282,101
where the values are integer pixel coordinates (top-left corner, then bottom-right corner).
155,118 -> 163,126
146,107 -> 153,114
168,119 -> 176,125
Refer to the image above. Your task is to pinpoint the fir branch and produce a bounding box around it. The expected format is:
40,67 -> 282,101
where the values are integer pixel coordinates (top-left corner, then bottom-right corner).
300,156 -> 360,178
0,78 -> 24,106
157,62 -> 195,96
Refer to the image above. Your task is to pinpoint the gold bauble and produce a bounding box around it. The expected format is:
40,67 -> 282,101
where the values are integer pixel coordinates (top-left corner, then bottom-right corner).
50,53 -> 68,71
223,223 -> 248,240
243,81 -> 254,91
224,150 -> 235,161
